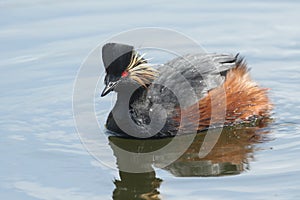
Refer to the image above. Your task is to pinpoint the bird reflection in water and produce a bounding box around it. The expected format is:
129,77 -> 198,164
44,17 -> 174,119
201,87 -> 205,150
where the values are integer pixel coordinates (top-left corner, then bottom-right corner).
109,121 -> 272,200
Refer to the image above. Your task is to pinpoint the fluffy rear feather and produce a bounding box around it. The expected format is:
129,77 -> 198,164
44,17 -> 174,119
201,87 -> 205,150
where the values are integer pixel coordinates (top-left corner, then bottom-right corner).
176,61 -> 273,131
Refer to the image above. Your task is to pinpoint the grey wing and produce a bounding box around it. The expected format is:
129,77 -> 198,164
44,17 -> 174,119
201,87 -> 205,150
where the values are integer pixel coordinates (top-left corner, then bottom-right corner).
149,53 -> 238,107
165,53 -> 238,75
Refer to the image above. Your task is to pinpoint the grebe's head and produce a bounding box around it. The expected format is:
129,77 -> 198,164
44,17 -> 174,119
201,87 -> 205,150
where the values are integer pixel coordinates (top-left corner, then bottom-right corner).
101,43 -> 158,97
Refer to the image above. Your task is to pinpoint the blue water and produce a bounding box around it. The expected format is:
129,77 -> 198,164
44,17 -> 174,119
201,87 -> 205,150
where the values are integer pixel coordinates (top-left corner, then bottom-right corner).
1,1 -> 300,199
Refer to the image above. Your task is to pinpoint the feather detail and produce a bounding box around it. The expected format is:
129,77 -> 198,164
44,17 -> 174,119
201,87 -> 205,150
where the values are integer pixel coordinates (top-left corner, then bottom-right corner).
126,51 -> 159,87
174,61 -> 273,131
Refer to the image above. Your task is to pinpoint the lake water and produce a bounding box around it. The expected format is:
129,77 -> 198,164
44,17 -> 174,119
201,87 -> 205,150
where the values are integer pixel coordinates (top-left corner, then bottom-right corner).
1,1 -> 300,199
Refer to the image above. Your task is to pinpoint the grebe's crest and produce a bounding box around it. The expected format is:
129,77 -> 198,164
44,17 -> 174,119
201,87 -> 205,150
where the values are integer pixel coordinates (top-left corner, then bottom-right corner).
126,51 -> 159,87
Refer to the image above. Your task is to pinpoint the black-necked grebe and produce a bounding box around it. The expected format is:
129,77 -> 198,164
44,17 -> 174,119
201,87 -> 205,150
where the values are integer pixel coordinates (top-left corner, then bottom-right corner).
101,43 -> 272,138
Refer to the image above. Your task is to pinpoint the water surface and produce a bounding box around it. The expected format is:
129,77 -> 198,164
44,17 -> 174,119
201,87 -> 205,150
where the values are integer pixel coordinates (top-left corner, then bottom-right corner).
1,1 -> 300,199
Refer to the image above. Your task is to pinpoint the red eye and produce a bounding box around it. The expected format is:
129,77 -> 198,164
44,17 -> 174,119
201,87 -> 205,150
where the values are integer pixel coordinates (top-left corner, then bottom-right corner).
121,71 -> 129,77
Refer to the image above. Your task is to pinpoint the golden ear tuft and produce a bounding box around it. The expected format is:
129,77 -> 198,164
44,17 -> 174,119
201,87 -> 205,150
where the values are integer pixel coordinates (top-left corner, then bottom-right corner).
126,51 -> 159,87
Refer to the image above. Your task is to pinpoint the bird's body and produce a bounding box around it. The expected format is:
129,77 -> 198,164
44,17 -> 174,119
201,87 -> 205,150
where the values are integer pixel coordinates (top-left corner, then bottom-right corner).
101,43 -> 272,138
